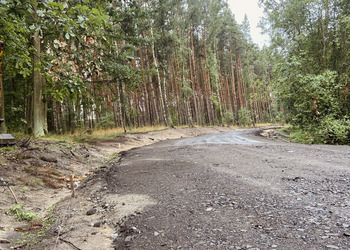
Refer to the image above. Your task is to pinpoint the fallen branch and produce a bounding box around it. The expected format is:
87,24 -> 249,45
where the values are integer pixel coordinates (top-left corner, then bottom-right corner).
59,238 -> 82,250
17,137 -> 32,148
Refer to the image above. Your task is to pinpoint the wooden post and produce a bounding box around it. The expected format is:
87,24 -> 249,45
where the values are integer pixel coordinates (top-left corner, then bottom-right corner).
8,186 -> 19,204
70,174 -> 75,198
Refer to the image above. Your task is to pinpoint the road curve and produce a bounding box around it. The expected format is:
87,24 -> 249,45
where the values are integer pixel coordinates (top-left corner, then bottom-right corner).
106,128 -> 350,249
173,129 -> 263,146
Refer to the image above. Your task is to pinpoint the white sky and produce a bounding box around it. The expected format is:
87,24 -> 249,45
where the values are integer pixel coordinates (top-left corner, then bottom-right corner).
227,0 -> 269,47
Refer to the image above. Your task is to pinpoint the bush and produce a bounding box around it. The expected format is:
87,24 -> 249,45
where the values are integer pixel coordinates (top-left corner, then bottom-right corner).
238,108 -> 253,126
222,111 -> 234,125
98,112 -> 115,129
318,116 -> 350,144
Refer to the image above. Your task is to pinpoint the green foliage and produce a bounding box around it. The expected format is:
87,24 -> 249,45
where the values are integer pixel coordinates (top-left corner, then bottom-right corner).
210,94 -> 219,110
207,51 -> 219,87
6,205 -> 40,222
318,116 -> 350,144
15,205 -> 57,249
222,111 -> 234,124
238,108 -> 253,126
1,0 -> 143,133
6,106 -> 27,132
0,146 -> 15,152
261,0 -> 350,144
98,112 -> 115,129
272,58 -> 350,144
285,126 -> 320,144
182,81 -> 193,98
1,0 -> 275,133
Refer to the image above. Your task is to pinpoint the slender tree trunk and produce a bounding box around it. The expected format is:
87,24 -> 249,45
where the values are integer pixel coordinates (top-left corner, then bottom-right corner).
190,26 -> 203,125
214,45 -> 223,123
188,30 -> 198,124
138,45 -> 151,125
162,68 -> 170,125
0,42 -> 5,132
170,55 -> 181,125
118,82 -> 126,133
151,25 -> 168,126
224,76 -> 234,124
236,55 -> 244,109
203,22 -> 215,125
144,44 -> 159,125
230,55 -> 238,123
32,15 -> 46,137
54,100 -> 60,133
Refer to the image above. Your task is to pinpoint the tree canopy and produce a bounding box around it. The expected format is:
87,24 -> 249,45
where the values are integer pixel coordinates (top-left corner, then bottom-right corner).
0,0 -> 274,135
1,0 -> 348,144
260,0 -> 350,144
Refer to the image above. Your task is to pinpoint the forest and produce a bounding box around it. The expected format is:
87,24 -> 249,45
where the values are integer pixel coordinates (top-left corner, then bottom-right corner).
0,0 -> 349,144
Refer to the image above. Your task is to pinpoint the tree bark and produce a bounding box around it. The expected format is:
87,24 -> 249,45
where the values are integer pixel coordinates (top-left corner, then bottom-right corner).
151,25 -> 168,126
0,41 -> 5,132
32,14 -> 46,137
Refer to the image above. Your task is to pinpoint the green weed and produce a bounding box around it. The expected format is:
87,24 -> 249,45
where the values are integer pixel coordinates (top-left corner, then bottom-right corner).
14,205 -> 57,249
6,205 -> 40,222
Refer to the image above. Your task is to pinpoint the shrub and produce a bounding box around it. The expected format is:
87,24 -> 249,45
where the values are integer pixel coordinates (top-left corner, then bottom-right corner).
318,116 -> 350,144
238,108 -> 253,126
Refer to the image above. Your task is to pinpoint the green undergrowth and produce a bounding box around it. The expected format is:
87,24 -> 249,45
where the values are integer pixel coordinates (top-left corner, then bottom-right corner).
278,127 -> 319,144
280,126 -> 350,145
14,205 -> 57,249
6,205 -> 40,222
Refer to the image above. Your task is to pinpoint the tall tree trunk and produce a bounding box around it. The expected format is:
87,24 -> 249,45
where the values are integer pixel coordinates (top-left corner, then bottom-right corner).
162,68 -> 170,125
53,99 -> 59,133
214,45 -> 223,123
170,55 -> 181,125
144,44 -> 159,125
150,26 -> 168,126
236,55 -> 244,109
230,54 -> 238,122
224,76 -> 234,124
118,82 -> 126,133
138,45 -> 151,125
190,26 -> 203,125
32,6 -> 46,137
0,40 -> 5,132
202,22 -> 215,125
188,30 -> 198,124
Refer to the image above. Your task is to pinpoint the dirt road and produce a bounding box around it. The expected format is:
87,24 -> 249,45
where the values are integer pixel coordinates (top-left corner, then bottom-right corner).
107,128 -> 350,249
41,128 -> 350,250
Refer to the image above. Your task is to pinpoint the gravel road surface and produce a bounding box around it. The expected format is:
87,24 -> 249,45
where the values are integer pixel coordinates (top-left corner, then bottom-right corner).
106,128 -> 350,249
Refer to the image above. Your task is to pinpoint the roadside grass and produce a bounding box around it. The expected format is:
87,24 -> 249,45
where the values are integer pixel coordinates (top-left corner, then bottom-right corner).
11,123 -> 281,144
90,125 -> 168,138
37,125 -> 168,143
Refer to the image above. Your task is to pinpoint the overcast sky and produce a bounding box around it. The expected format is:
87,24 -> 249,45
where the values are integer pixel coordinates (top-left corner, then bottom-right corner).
227,0 -> 269,47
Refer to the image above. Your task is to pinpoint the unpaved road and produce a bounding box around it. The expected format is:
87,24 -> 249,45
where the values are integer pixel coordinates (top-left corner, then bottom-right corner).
107,128 -> 350,249
39,128 -> 350,250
